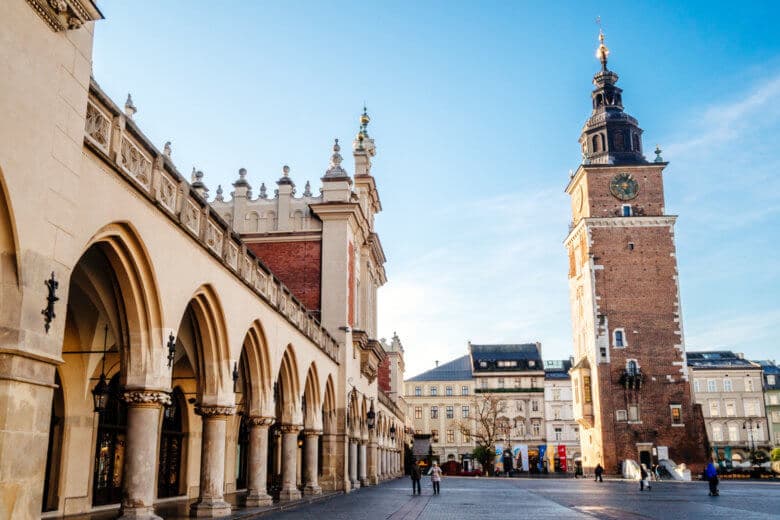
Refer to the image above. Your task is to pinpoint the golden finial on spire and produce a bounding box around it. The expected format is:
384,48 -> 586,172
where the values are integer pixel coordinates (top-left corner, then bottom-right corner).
595,16 -> 610,70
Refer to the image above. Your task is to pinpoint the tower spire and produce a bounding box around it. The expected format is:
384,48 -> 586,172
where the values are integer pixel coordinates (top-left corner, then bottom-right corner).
596,28 -> 609,71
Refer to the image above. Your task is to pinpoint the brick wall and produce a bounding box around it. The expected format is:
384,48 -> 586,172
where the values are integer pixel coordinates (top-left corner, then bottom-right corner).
377,357 -> 391,394
246,240 -> 321,313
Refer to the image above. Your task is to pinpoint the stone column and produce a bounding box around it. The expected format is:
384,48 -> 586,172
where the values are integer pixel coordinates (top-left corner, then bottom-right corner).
279,424 -> 302,500
367,434 -> 378,485
119,390 -> 171,520
191,406 -> 234,517
348,438 -> 359,489
303,430 -> 323,495
245,417 -> 274,507
358,441 -> 368,486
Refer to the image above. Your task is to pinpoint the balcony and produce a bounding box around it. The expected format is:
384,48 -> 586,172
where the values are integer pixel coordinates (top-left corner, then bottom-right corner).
619,369 -> 644,390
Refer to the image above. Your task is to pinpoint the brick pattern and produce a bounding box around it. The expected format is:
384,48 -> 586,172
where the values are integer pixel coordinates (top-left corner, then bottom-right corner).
377,357 -> 391,394
571,164 -> 707,474
246,240 -> 321,313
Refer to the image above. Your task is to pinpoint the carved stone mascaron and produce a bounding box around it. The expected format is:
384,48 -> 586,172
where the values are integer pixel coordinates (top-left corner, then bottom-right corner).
247,416 -> 276,427
279,424 -> 303,434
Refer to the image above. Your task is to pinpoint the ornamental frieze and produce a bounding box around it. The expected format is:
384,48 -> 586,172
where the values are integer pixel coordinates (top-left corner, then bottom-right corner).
195,405 -> 235,417
123,390 -> 172,407
247,416 -> 276,427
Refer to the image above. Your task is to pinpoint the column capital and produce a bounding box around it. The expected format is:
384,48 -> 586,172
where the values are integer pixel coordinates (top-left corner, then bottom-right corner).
123,389 -> 171,408
280,423 -> 303,434
303,429 -> 323,437
247,416 -> 275,427
195,405 -> 235,418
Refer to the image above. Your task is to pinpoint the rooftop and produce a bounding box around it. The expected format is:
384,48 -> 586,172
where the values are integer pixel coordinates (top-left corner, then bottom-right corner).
544,359 -> 573,380
406,355 -> 472,382
687,351 -> 759,369
470,343 -> 543,372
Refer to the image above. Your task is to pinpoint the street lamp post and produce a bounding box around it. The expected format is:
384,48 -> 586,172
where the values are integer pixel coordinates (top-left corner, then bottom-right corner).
742,419 -> 761,462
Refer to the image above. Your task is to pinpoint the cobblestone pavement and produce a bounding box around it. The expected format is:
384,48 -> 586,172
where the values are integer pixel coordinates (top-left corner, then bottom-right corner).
264,477 -> 780,519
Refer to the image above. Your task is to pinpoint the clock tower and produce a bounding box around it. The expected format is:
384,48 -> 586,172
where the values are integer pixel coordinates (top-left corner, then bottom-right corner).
566,31 -> 707,475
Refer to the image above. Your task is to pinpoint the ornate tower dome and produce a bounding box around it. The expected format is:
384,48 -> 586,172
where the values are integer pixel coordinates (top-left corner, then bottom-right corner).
579,31 -> 647,165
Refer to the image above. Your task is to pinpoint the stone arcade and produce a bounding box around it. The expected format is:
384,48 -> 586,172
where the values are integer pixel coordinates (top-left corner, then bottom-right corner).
0,2 -> 404,518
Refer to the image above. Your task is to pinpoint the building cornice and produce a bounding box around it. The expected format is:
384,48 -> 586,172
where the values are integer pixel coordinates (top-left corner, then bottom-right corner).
564,162 -> 667,194
26,0 -> 103,32
564,215 -> 678,247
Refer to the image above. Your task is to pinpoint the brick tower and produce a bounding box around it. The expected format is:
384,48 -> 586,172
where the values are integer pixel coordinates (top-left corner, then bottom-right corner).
566,31 -> 707,476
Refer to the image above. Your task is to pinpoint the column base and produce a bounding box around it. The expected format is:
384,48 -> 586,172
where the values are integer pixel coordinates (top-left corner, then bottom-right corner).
118,506 -> 162,520
190,499 -> 231,517
278,486 -> 302,501
304,484 -> 322,496
359,478 -> 368,487
351,479 -> 361,490
369,476 -> 379,485
245,493 -> 274,507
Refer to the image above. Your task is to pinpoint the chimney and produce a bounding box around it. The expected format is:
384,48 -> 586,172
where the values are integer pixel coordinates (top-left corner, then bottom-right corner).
736,352 -> 744,359
435,360 -> 439,367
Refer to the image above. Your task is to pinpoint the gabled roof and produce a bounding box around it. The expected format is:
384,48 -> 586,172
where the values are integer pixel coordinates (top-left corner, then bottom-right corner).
687,351 -> 759,369
470,343 -> 543,372
406,355 -> 472,382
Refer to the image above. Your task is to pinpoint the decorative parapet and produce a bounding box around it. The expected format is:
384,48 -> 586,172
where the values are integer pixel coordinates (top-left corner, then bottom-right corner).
83,80 -> 339,364
352,330 -> 386,384
26,0 -> 103,32
378,389 -> 404,421
474,387 -> 545,394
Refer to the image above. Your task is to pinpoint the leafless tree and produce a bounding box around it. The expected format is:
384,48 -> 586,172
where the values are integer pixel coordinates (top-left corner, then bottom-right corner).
456,393 -> 507,473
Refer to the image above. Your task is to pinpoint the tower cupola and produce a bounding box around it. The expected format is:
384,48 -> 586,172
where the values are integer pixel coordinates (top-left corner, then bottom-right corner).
579,31 -> 647,165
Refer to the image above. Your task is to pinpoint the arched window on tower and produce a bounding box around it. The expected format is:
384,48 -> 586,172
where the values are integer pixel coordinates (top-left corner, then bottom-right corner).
592,134 -> 601,153
632,133 -> 640,152
627,360 -> 638,376
595,94 -> 603,108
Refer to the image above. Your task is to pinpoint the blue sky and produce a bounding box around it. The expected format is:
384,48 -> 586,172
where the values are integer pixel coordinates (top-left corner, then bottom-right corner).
92,1 -> 780,378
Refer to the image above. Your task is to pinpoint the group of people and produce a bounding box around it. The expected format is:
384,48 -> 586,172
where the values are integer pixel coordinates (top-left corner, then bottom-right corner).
592,460 -> 720,496
410,461 -> 442,495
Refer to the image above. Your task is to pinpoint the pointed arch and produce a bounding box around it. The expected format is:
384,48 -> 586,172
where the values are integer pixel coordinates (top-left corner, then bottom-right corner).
238,320 -> 273,416
176,284 -> 231,402
302,363 -> 322,430
276,344 -> 301,424
0,166 -> 20,289
322,375 -> 336,434
70,222 -> 163,383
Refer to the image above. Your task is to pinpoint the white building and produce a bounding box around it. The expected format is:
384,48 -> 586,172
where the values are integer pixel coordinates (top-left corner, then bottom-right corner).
543,359 -> 580,473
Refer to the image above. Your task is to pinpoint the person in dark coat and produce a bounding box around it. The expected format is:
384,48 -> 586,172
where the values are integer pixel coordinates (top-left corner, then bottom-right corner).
705,461 -> 719,496
411,462 -> 422,495
594,463 -> 604,482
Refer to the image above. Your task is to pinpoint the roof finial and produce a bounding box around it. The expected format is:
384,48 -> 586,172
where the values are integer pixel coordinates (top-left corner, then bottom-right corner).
163,141 -> 172,158
654,144 -> 664,163
595,16 -> 609,71
324,138 -> 348,178
303,180 -> 312,197
124,93 -> 137,118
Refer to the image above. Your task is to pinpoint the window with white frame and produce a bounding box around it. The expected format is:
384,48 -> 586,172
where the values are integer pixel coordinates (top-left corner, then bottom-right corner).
461,385 -> 469,396
694,379 -> 701,393
723,378 -> 733,392
552,388 -> 561,401
445,386 -> 453,396
498,378 -> 505,389
707,379 -> 717,392
414,407 -> 422,419
554,427 -> 562,441
446,430 -> 454,443
532,422 -> 541,436
772,411 -> 780,422
431,406 -> 438,419
481,378 -> 488,389
768,375 -> 776,385
497,360 -> 517,368
446,406 -> 453,419
462,406 -> 469,418
725,400 -> 736,417
628,405 -> 640,422
415,386 -> 422,397
745,377 -> 754,392
744,399 -> 757,416
532,400 -> 539,412
709,400 -> 720,417
728,424 -> 739,441
616,410 -> 628,421
670,404 -> 683,425
553,408 -> 561,420
430,386 -> 438,396
712,424 -> 723,441
613,328 -> 626,347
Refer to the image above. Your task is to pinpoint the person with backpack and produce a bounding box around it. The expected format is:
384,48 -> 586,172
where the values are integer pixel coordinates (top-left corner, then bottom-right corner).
705,460 -> 719,496
410,462 -> 422,495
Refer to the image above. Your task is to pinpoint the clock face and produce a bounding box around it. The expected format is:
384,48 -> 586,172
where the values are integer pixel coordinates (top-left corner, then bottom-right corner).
609,173 -> 639,201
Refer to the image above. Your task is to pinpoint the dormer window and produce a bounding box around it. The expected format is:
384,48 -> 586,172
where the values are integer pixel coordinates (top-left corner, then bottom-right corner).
528,360 -> 536,368
479,361 -> 487,368
622,205 -> 632,217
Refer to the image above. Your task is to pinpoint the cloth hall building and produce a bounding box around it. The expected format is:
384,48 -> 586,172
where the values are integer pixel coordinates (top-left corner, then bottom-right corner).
0,2 -> 405,519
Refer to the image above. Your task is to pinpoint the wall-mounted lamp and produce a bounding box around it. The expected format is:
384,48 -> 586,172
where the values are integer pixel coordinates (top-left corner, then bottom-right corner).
367,398 -> 376,430
91,324 -> 110,413
166,332 -> 176,368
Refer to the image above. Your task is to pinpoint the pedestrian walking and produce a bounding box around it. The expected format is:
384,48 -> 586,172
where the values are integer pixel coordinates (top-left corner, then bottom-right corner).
705,460 -> 719,496
410,462 -> 422,495
639,464 -> 651,491
594,463 -> 604,482
428,461 -> 443,495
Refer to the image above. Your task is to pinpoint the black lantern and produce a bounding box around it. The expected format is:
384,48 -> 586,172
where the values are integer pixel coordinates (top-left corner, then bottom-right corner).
389,424 -> 396,441
367,399 -> 376,430
92,324 -> 110,413
166,332 -> 176,368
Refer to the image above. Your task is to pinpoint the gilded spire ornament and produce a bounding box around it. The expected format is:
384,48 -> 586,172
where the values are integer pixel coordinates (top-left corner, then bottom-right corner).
596,28 -> 609,70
